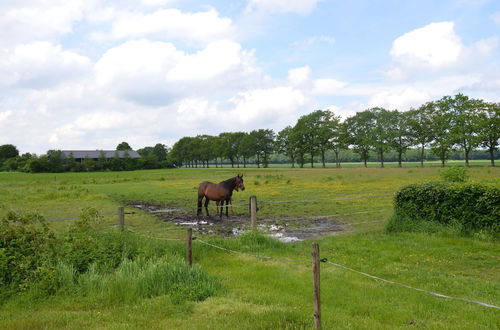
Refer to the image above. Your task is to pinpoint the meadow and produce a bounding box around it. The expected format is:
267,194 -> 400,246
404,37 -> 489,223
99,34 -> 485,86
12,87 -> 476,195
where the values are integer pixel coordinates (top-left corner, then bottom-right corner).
0,163 -> 499,329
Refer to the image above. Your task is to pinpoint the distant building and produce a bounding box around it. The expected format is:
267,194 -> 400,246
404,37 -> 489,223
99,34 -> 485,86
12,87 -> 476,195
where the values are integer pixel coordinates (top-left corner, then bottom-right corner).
61,150 -> 141,162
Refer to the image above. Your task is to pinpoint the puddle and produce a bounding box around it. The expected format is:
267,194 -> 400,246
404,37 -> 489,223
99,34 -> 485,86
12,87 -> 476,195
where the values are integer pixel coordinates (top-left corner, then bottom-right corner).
130,203 -> 345,242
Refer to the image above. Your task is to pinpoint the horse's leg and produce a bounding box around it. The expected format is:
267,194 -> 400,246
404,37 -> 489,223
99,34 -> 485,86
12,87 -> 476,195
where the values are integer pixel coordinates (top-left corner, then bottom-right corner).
225,198 -> 229,217
216,200 -> 221,219
204,198 -> 210,217
197,195 -> 203,217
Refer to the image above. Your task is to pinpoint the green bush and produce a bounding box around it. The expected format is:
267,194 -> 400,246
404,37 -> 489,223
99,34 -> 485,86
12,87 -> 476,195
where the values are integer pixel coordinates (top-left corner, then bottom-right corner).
1,209 -> 218,304
389,182 -> 499,236
0,212 -> 57,294
440,166 -> 469,182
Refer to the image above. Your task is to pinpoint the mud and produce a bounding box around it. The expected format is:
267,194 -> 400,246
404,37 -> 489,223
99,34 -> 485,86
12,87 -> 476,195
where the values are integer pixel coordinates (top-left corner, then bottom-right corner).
130,203 -> 347,242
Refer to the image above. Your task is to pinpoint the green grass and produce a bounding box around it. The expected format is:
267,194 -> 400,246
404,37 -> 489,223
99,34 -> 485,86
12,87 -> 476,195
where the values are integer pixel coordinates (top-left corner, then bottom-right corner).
0,165 -> 499,329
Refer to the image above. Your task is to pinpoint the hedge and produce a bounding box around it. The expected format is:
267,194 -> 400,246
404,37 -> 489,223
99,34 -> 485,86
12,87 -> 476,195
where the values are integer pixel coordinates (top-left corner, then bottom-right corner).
393,182 -> 499,234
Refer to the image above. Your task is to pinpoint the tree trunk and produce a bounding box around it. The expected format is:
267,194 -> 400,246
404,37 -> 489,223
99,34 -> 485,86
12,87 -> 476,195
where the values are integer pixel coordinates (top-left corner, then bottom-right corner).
420,144 -> 425,167
321,151 -> 326,168
310,152 -> 314,168
380,151 -> 384,168
398,150 -> 403,168
489,148 -> 496,167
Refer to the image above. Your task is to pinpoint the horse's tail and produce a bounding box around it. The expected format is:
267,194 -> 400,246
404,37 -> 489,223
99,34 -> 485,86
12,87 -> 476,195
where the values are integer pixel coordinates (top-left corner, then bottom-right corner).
198,182 -> 208,198
197,182 -> 207,216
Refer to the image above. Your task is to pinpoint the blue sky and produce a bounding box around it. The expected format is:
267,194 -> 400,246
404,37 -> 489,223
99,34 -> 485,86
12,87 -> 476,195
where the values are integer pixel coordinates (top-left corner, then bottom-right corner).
1,0 -> 499,154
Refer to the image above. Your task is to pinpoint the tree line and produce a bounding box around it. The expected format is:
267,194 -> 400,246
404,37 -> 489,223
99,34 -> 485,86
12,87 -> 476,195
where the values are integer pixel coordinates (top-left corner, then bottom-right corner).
0,142 -> 173,173
0,93 -> 498,173
170,94 -> 499,168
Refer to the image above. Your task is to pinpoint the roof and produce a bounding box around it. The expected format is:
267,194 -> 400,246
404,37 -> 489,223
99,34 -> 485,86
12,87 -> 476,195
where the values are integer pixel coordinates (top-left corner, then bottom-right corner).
61,150 -> 141,159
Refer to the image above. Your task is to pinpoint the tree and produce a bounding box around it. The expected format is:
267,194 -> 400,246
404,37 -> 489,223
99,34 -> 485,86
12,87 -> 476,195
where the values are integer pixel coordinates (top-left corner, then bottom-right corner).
239,133 -> 256,168
46,150 -> 64,172
304,110 -> 339,168
219,132 -> 242,168
344,110 -> 376,167
153,143 -> 168,162
407,104 -> 434,167
329,119 -> 345,169
195,135 -> 216,168
250,129 -> 275,168
290,122 -> 308,168
477,101 -> 500,166
369,107 -> 392,168
293,111 -> 324,167
276,126 -> 297,167
0,144 -> 19,161
430,96 -> 455,167
116,142 -> 132,151
387,110 -> 413,167
448,94 -> 482,167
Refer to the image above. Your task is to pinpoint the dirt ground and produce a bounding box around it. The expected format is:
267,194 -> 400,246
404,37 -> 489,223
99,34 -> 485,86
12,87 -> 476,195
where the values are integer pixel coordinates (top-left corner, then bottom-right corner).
130,202 -> 348,242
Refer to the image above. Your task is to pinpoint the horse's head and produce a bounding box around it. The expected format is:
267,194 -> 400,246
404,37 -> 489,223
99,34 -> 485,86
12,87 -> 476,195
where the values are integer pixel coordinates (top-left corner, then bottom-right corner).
235,174 -> 245,191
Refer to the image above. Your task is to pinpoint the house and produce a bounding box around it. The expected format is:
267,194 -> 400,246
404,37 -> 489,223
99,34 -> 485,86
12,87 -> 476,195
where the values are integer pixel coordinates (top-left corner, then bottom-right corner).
61,150 -> 141,162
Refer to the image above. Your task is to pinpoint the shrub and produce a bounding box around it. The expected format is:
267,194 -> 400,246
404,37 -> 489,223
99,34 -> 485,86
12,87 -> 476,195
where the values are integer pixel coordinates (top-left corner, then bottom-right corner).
1,209 -> 219,304
440,166 -> 469,182
0,212 -> 58,294
389,182 -> 499,236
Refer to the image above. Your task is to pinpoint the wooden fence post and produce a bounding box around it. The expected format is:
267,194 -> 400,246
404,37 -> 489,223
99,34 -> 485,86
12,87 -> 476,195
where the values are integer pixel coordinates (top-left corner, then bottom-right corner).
187,228 -> 193,267
250,195 -> 257,231
312,242 -> 321,329
118,206 -> 125,231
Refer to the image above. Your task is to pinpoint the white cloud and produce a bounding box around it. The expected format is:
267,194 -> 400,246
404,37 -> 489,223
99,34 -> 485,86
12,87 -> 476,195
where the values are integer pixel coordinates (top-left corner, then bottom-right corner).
110,8 -> 234,44
226,86 -> 309,128
0,42 -> 92,89
312,79 -> 348,94
166,40 -> 257,82
387,21 -> 499,83
173,86 -> 310,133
291,35 -> 336,48
288,66 -> 311,86
95,39 -> 259,105
0,110 -> 12,124
0,0 -> 93,47
493,12 -> 500,25
246,0 -> 323,15
141,0 -> 178,7
390,22 -> 463,69
368,87 -> 432,110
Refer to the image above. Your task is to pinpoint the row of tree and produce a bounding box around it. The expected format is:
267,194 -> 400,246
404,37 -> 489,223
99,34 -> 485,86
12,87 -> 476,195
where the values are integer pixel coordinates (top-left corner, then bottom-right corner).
0,143 -> 173,173
169,94 -> 499,168
1,94 -> 498,172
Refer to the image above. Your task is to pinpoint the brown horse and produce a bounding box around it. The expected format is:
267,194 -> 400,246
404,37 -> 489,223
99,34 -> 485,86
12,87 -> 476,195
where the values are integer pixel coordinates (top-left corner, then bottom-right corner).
197,174 -> 245,218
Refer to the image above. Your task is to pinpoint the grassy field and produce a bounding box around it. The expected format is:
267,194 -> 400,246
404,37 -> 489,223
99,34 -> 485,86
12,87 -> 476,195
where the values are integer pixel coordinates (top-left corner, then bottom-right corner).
0,165 -> 499,329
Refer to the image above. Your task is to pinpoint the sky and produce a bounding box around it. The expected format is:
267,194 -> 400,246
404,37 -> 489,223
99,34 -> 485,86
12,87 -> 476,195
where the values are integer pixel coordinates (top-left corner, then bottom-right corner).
1,0 -> 499,154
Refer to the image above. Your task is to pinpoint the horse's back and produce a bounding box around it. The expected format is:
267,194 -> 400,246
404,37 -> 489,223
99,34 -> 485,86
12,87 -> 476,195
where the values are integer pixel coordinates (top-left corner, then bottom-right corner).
198,181 -> 227,201
198,181 -> 215,196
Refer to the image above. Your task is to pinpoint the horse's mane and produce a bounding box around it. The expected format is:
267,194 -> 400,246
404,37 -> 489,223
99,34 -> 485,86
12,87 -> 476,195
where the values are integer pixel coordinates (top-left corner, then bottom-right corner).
219,177 -> 237,190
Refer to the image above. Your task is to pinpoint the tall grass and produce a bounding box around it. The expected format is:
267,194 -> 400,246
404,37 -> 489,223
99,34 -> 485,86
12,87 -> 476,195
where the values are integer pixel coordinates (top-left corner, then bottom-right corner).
63,256 -> 220,305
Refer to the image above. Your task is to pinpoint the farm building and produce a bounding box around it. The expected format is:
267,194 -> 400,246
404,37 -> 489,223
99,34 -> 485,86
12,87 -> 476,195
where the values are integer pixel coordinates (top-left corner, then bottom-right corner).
61,150 -> 141,162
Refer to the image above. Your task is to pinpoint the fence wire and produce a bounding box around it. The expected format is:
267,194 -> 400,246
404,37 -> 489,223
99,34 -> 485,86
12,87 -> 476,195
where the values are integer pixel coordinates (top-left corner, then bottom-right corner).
195,239 -> 500,310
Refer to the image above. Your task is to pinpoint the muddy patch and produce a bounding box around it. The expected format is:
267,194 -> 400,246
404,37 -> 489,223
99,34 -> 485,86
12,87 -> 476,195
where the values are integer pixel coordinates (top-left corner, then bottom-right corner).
130,203 -> 345,242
